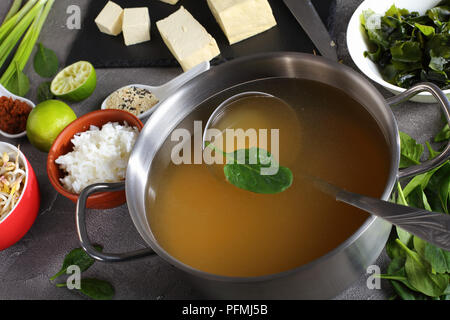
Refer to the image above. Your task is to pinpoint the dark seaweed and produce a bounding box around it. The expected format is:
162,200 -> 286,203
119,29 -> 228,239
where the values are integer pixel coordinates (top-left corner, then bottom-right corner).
361,1 -> 450,89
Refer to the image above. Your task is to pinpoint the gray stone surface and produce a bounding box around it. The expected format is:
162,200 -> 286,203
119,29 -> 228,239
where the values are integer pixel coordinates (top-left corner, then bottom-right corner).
0,0 -> 444,300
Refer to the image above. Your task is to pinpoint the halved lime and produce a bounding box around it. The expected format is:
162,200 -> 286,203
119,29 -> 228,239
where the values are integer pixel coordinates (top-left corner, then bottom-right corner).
51,61 -> 97,102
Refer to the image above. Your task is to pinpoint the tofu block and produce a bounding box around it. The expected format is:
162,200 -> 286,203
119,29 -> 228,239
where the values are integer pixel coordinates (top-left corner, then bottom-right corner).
156,6 -> 220,71
207,0 -> 277,45
158,0 -> 180,4
122,8 -> 151,46
95,1 -> 124,36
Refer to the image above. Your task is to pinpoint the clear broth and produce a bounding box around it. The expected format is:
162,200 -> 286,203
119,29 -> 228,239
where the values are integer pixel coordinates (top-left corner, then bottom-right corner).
147,78 -> 391,277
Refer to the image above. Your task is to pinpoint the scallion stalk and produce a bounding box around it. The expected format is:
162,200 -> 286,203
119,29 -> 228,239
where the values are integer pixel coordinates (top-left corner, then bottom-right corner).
1,0 -> 24,26
0,0 -> 54,86
0,0 -> 39,43
0,0 -> 47,70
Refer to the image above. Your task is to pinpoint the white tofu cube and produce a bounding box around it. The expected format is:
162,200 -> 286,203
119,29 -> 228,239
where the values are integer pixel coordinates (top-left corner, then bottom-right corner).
122,8 -> 151,46
156,6 -> 220,71
95,1 -> 124,36
207,0 -> 277,45
158,0 -> 180,4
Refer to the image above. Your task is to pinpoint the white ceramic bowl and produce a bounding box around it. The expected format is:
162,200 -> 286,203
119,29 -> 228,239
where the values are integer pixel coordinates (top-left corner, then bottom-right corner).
347,0 -> 450,103
0,84 -> 35,138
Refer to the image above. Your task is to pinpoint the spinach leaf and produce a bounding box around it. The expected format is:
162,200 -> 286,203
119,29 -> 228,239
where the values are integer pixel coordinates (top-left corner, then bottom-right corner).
37,81 -> 54,103
397,239 -> 449,297
33,43 -> 59,78
399,131 -> 424,168
5,61 -> 30,97
402,165 -> 442,198
78,278 -> 115,300
413,236 -> 427,258
406,186 -> 432,211
386,230 -> 406,260
390,280 -> 426,300
426,162 -> 450,213
395,183 -> 413,246
435,124 -> 449,142
424,242 -> 450,273
50,245 -> 103,281
223,147 -> 293,194
56,278 -> 115,300
206,143 -> 294,194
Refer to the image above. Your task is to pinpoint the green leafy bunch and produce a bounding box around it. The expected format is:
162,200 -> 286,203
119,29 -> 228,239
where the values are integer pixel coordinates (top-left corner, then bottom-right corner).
381,125 -> 450,300
361,1 -> 450,89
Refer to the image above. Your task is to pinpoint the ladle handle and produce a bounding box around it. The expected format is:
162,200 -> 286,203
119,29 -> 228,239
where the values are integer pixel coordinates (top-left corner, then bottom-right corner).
386,82 -> 450,179
157,61 -> 210,99
337,190 -> 450,251
76,182 -> 155,262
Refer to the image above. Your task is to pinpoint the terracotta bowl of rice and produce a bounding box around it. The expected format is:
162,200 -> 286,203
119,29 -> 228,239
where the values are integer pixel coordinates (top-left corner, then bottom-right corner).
47,109 -> 143,209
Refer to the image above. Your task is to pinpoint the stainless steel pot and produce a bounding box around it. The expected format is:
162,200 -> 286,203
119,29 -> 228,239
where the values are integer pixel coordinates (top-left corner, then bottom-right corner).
76,53 -> 450,299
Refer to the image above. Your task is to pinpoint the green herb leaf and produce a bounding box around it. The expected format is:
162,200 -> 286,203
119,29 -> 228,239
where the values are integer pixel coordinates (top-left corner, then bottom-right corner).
390,281 -> 425,300
386,230 -> 406,260
5,61 -> 30,97
223,147 -> 293,194
33,42 -> 59,78
399,131 -> 424,168
50,245 -> 103,281
78,278 -> 115,300
426,162 -> 450,213
413,236 -> 427,258
56,278 -> 115,300
37,81 -> 54,103
397,239 -> 449,297
424,242 -> 450,273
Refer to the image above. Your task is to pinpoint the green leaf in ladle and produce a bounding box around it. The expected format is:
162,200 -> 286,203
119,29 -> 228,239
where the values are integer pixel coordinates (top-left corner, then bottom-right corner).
205,142 -> 293,194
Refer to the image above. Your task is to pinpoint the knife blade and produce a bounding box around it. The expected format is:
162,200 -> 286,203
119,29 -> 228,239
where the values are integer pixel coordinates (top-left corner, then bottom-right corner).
283,0 -> 338,61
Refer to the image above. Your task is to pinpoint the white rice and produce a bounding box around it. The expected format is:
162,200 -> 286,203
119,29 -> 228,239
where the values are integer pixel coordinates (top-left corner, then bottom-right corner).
55,122 -> 139,194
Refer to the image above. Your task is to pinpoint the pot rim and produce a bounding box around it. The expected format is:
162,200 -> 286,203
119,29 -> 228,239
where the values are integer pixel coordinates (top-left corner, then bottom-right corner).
129,52 -> 401,283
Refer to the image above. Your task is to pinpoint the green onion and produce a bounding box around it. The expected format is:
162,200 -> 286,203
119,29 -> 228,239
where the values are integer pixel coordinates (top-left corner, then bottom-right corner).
1,0 -> 24,26
0,0 -> 38,43
0,0 -> 47,70
0,0 -> 54,88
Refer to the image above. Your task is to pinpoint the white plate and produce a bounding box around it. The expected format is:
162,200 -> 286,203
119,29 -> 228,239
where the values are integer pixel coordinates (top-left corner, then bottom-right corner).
346,0 -> 450,103
0,84 -> 36,139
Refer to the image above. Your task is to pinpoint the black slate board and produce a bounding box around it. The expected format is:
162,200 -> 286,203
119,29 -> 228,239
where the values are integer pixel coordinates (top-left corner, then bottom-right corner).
67,0 -> 336,68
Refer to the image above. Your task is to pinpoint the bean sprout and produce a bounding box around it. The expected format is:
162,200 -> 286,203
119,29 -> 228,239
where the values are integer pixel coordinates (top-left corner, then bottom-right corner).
0,148 -> 26,221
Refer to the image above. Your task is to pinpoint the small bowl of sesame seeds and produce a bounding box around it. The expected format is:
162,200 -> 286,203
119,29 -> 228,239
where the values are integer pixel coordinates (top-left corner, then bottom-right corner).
101,61 -> 211,119
102,85 -> 159,118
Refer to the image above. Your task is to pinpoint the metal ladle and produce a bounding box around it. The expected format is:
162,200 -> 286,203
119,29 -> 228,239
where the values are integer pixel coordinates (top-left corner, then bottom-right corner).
202,91 -> 450,251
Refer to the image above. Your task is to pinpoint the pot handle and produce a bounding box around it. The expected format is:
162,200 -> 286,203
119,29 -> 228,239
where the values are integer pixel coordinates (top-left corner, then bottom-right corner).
76,182 -> 155,262
386,82 -> 450,179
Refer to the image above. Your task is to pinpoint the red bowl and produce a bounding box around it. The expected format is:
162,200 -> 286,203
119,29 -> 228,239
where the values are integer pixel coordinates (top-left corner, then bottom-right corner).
0,143 -> 40,251
47,109 -> 143,209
